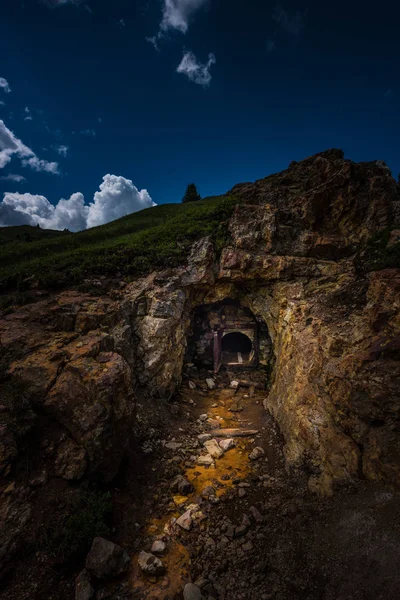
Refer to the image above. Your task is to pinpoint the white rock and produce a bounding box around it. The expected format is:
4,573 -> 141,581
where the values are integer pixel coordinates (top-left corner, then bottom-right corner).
188,380 -> 196,389
176,509 -> 193,531
206,378 -> 216,389
151,540 -> 166,555
204,439 -> 224,459
199,414 -> 208,422
230,380 -> 239,389
197,454 -> 214,466
138,551 -> 165,575
219,438 -> 235,451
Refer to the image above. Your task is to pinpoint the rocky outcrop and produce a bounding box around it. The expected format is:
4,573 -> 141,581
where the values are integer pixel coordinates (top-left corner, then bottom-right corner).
0,149 -> 399,578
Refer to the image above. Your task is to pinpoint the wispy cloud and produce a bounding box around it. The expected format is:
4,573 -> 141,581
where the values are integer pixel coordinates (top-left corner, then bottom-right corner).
0,119 -> 59,174
0,173 -> 26,183
79,128 -> 96,137
54,144 -> 69,157
177,51 -> 216,87
273,4 -> 307,37
24,107 -> 33,122
0,78 -> 11,94
148,0 -> 208,48
41,0 -> 84,7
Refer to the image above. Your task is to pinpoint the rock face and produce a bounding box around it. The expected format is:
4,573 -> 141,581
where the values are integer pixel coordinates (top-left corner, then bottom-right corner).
0,149 -> 399,575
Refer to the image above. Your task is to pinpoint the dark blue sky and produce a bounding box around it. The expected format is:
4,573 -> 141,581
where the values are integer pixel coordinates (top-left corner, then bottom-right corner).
0,0 -> 399,229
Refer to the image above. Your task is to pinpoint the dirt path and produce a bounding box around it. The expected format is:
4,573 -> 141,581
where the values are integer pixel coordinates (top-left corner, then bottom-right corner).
110,374 -> 400,600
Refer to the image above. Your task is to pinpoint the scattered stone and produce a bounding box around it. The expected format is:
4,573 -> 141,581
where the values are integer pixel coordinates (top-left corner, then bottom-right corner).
219,438 -> 235,452
171,475 -> 193,495
234,524 -> 248,537
204,439 -> 224,459
230,380 -> 239,389
241,514 -> 251,527
198,433 -> 212,445
164,441 -> 182,451
188,381 -> 196,389
202,485 -> 216,498
183,583 -> 202,600
249,447 -> 265,461
75,569 -> 94,600
86,537 -> 130,579
199,414 -> 208,422
138,551 -> 165,576
238,482 -> 250,488
176,509 -> 193,531
197,454 -> 214,466
206,378 -> 216,389
151,540 -> 166,555
238,488 -> 246,498
229,402 -> 243,412
249,506 -> 264,523
242,541 -> 253,552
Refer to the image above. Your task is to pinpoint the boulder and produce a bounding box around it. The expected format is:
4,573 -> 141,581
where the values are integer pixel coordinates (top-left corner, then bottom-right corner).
75,569 -> 94,600
197,454 -> 214,466
86,537 -> 130,579
219,438 -> 235,452
176,509 -> 193,531
171,475 -> 193,495
151,540 -> 166,555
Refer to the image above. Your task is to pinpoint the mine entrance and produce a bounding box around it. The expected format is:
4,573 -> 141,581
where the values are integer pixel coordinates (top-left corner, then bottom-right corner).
186,299 -> 272,374
221,331 -> 253,365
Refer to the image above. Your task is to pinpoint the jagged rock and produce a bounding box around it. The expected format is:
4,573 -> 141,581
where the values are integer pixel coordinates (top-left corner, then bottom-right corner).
86,537 -> 130,579
151,540 -> 166,555
183,583 -> 202,600
219,438 -> 235,451
44,353 -> 135,481
206,378 -> 216,389
249,506 -> 264,523
171,475 -> 193,495
176,509 -> 193,531
75,569 -> 94,600
138,551 -> 165,576
249,447 -> 265,461
204,439 -> 224,459
55,438 -> 87,480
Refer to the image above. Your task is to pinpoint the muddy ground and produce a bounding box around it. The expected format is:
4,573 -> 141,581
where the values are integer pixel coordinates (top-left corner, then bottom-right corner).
2,368 -> 400,600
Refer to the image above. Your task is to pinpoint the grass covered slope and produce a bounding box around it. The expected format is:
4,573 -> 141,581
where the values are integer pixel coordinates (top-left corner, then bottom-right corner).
0,225 -> 69,245
0,195 -> 238,292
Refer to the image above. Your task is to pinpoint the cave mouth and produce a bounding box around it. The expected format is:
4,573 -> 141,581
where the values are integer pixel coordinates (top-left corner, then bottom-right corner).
222,331 -> 253,365
185,298 -> 272,374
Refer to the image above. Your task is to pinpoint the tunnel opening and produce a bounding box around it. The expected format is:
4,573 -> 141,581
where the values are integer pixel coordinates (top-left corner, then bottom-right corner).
221,331 -> 253,365
185,298 -> 272,375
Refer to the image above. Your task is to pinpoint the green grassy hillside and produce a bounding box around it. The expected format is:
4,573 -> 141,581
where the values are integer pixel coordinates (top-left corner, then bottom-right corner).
0,196 -> 238,295
0,225 -> 69,245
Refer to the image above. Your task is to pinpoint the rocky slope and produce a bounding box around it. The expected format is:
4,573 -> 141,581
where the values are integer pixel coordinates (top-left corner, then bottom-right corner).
0,149 -> 399,594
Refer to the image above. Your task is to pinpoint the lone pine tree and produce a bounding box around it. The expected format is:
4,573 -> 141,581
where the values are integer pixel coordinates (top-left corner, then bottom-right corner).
181,183 -> 201,203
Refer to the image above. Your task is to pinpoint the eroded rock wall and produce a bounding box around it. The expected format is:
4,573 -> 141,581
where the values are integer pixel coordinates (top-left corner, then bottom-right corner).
1,149 -> 400,570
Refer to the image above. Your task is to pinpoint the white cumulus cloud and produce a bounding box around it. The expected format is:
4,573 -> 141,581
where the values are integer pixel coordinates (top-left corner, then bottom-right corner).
0,78 -> 11,94
177,51 -> 216,86
0,175 -> 155,231
87,174 -> 155,228
0,119 -> 59,173
24,107 -> 33,121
